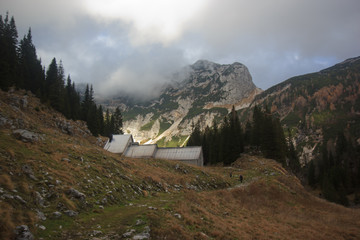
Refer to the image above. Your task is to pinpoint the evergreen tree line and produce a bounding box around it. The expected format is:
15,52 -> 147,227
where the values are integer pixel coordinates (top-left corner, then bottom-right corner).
307,132 -> 360,206
0,13 -> 123,136
188,106 -> 244,165
188,106 -> 300,172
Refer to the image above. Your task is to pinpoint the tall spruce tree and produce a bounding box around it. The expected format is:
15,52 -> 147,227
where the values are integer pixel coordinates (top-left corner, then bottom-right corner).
187,121 -> 202,146
112,107 -> 123,134
0,13 -> 19,90
19,28 -> 44,94
104,109 -> 111,137
45,58 -> 65,112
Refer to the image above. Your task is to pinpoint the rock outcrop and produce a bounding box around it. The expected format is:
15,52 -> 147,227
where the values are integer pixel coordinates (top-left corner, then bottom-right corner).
112,60 -> 260,145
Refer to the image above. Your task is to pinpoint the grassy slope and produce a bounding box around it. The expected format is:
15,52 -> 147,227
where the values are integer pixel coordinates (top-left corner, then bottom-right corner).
1,90 -> 359,239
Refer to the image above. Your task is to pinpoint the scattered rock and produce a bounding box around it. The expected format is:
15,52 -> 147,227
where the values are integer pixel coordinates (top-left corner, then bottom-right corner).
90,230 -> 102,236
37,225 -> 46,231
14,225 -> 34,240
0,113 -> 11,127
36,210 -> 46,221
61,158 -> 71,163
22,165 -> 33,175
101,197 -> 107,205
21,96 -> 28,108
13,129 -> 39,143
133,226 -> 150,240
66,188 -> 86,200
34,191 -> 45,207
64,210 -> 78,217
53,211 -> 62,218
135,219 -> 144,226
15,195 -> 27,204
56,120 -> 74,135
3,194 -> 14,199
175,163 -> 188,174
96,137 -> 106,147
122,229 -> 136,238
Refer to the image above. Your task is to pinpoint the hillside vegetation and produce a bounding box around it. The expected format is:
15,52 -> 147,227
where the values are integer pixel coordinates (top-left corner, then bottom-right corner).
1,90 -> 360,239
237,56 -> 360,206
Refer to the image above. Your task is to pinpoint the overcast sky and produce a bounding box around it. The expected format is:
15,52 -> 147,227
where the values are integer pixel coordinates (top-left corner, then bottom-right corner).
2,0 -> 360,99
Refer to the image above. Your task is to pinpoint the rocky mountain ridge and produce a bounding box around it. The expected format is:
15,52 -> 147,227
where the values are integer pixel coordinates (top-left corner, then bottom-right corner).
101,60 -> 260,146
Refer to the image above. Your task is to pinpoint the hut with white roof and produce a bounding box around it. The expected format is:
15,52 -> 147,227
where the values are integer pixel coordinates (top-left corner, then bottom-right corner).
104,134 -> 204,166
154,147 -> 203,166
103,134 -> 133,154
124,144 -> 158,159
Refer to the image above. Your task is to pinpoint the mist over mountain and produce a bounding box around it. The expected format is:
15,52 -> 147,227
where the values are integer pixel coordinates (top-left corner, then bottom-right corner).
99,59 -> 260,145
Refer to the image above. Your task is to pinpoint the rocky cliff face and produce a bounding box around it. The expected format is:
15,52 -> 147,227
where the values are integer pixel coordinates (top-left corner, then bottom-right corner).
118,60 -> 259,145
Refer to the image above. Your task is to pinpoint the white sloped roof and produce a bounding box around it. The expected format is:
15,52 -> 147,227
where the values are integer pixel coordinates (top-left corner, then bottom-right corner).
124,144 -> 157,158
103,134 -> 133,154
154,146 -> 202,160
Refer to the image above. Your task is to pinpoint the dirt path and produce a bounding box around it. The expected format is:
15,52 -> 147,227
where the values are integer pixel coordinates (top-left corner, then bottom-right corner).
227,177 -> 259,191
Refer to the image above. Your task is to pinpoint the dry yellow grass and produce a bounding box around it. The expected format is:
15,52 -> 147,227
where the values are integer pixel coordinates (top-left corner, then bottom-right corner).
0,174 -> 14,190
147,156 -> 360,240
1,90 -> 359,239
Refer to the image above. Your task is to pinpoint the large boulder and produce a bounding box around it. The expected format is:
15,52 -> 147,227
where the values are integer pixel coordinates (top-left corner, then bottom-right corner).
66,188 -> 86,200
13,129 -> 39,143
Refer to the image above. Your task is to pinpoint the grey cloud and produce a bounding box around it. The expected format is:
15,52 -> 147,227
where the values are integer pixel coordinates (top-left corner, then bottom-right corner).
96,45 -> 188,99
2,0 -> 360,97
183,0 -> 360,87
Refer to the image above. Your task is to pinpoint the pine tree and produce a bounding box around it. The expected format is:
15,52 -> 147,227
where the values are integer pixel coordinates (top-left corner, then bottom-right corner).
112,107 -> 123,134
86,103 -> 98,136
187,121 -> 202,146
45,58 -> 65,112
19,28 -> 44,94
0,13 -> 19,90
97,105 -> 105,136
70,82 -> 81,120
251,105 -> 263,147
308,161 -> 316,187
81,84 -> 94,122
202,126 -> 211,165
244,121 -> 252,146
287,135 -> 300,173
209,120 -> 220,164
104,108 -> 111,137
227,106 -> 243,164
220,116 -> 232,165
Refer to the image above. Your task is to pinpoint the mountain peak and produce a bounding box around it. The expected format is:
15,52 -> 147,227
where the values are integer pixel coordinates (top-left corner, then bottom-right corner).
191,59 -> 218,70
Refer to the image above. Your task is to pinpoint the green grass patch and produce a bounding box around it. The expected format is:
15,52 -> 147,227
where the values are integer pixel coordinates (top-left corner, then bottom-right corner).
311,110 -> 333,126
281,112 -> 302,127
36,215 -> 76,239
156,135 -> 188,147
158,120 -> 172,136
140,119 -> 156,131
